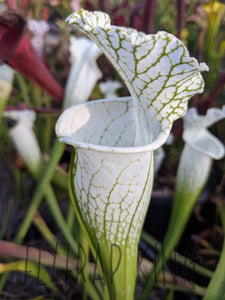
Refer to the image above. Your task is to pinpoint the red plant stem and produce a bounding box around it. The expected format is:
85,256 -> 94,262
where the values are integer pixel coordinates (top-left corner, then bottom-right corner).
6,0 -> 29,12
22,0 -> 29,11
177,0 -> 185,39
199,72 -> 225,113
6,0 -> 18,10
130,3 -> 145,31
144,0 -> 157,34
98,0 -> 110,12
211,72 -> 225,101
112,0 -> 129,13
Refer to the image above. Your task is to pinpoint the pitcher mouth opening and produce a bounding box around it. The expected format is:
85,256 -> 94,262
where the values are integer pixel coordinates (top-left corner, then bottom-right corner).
56,97 -> 169,154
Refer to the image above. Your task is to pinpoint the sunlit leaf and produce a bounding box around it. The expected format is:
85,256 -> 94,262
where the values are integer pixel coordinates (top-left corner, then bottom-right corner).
0,260 -> 59,293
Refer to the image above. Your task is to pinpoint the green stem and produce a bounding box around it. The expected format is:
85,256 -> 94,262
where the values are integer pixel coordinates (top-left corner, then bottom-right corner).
42,114 -> 52,153
203,202 -> 225,300
78,232 -> 89,300
14,141 -> 78,256
33,212 -> 65,255
0,142 -> 65,292
45,160 -> 68,190
155,281 -> 206,296
34,0 -> 44,19
15,73 -> 31,106
205,2 -> 223,63
66,202 -> 75,230
32,83 -> 42,107
9,140 -> 101,299
141,231 -> 214,279
13,165 -> 21,203
97,240 -> 137,300
140,202 -> 198,300
14,141 -> 65,244
141,146 -> 212,299
69,151 -> 137,299
44,184 -> 79,256
34,199 -> 101,300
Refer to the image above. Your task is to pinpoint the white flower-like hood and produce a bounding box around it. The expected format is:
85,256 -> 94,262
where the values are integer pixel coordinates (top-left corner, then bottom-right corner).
4,109 -> 36,128
4,109 -> 41,173
55,12 -> 210,297
63,9 -> 208,149
64,36 -> 102,108
183,106 -> 225,159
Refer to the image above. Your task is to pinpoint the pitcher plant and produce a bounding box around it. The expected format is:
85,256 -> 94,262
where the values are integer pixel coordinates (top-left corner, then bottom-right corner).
56,9 -> 208,300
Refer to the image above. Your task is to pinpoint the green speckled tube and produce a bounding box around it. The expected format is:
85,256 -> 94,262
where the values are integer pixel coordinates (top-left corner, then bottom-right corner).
56,97 -> 154,299
56,9 -> 208,299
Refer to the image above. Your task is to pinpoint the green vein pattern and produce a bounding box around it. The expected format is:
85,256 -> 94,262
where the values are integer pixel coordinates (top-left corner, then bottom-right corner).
56,10 -> 209,298
67,9 -> 208,148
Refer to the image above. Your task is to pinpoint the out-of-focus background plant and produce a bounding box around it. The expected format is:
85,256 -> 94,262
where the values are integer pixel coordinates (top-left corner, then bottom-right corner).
0,0 -> 225,299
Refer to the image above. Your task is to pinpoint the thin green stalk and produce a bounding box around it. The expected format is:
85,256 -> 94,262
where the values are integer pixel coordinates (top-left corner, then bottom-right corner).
78,232 -> 89,300
33,212 -> 66,255
46,161 -> 68,190
205,1 -> 224,62
34,208 -> 102,300
0,141 -> 100,299
155,281 -> 205,297
40,91 -> 53,152
89,273 -> 105,300
141,145 -> 212,300
44,184 -> 79,256
14,140 -> 79,256
33,211 -> 102,300
200,248 -> 221,256
0,274 -> 7,292
42,114 -> 52,153
141,231 -> 214,279
66,202 -> 75,230
0,142 -> 65,293
203,202 -> 225,300
13,165 -> 21,203
32,83 -> 42,107
15,73 -> 31,106
43,89 -> 52,108
140,204 -> 198,300
166,289 -> 174,300
0,260 -> 60,293
14,141 -> 65,244
85,282 -> 102,300
34,0 -> 44,19
2,140 -> 100,299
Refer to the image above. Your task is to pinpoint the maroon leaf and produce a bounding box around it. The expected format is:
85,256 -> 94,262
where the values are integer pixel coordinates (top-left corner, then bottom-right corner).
0,10 -> 63,102
130,3 -> 145,31
9,33 -> 63,102
144,0 -> 157,33
0,11 -> 26,63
